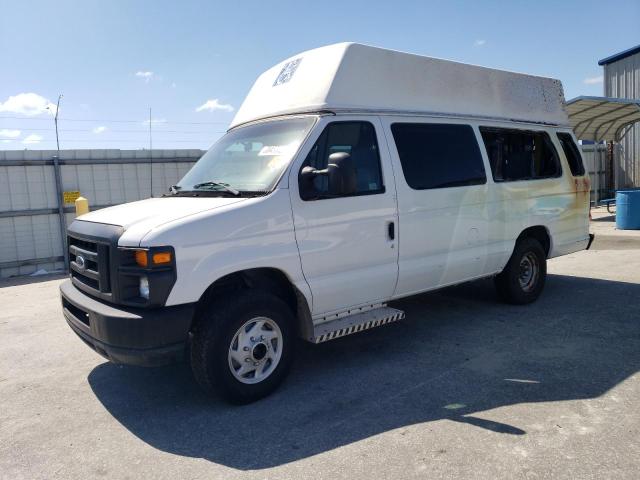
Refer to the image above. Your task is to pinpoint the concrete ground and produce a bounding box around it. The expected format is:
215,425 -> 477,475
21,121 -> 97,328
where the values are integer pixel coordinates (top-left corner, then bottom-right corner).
1,208 -> 639,479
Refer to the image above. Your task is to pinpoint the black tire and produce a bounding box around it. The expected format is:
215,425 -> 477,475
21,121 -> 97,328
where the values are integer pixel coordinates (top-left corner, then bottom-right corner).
190,289 -> 294,404
494,237 -> 547,305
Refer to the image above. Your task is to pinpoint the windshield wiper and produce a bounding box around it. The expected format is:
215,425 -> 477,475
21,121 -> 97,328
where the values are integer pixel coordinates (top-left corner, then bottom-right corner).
236,190 -> 270,198
161,185 -> 182,197
192,181 -> 240,196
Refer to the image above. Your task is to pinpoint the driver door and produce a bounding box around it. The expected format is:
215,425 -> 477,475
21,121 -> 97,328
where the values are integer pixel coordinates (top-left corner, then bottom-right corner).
289,116 -> 399,316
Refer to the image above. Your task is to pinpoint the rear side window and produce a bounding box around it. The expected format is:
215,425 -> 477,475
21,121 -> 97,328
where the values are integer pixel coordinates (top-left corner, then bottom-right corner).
557,133 -> 585,176
480,127 -> 562,182
391,123 -> 486,190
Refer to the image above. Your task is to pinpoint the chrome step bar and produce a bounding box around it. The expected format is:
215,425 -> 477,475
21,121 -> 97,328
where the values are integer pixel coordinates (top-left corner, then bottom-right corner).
312,305 -> 405,343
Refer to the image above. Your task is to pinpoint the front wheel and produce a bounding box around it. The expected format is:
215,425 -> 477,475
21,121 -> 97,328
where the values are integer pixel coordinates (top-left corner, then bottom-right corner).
190,290 -> 294,404
494,237 -> 547,305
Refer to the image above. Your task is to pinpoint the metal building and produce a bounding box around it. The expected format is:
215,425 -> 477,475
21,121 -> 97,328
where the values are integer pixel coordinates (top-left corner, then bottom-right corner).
600,45 -> 640,188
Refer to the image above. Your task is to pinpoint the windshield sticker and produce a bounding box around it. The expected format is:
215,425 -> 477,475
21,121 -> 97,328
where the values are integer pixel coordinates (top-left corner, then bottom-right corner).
273,58 -> 302,87
258,143 -> 298,157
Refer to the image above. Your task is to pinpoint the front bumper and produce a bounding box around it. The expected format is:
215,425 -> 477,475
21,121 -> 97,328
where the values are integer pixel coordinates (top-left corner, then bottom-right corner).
60,279 -> 194,367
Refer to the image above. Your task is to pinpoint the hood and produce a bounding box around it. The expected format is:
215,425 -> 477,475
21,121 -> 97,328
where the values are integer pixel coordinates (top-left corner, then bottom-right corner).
76,196 -> 246,243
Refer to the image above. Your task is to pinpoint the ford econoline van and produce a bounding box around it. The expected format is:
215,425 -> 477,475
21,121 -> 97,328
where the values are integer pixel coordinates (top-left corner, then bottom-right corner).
60,43 -> 592,403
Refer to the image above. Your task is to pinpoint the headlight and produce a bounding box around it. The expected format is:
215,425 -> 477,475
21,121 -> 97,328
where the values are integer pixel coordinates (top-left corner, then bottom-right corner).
117,246 -> 176,307
134,249 -> 173,267
139,276 -> 150,299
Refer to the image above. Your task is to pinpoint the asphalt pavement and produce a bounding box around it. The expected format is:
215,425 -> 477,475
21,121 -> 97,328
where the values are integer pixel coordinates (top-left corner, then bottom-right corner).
1,208 -> 639,479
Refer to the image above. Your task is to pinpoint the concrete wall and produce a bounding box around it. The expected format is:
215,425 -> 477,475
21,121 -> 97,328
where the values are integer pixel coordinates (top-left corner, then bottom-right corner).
0,149 -> 203,279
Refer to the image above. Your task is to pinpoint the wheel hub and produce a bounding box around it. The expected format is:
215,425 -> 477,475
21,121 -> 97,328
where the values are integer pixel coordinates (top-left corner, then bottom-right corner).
228,317 -> 283,384
251,342 -> 267,361
518,252 -> 539,292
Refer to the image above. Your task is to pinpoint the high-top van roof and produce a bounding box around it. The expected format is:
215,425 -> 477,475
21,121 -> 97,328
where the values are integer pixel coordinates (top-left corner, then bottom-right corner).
231,43 -> 569,129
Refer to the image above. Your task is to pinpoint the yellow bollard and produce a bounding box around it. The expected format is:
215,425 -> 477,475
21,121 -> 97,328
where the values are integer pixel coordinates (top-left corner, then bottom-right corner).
75,196 -> 89,216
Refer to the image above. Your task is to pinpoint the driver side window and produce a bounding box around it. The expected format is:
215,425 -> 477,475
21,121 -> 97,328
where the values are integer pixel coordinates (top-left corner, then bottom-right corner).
300,121 -> 384,199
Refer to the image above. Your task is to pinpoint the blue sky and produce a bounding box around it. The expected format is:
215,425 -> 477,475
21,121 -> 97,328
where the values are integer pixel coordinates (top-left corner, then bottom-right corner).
1,0 -> 638,150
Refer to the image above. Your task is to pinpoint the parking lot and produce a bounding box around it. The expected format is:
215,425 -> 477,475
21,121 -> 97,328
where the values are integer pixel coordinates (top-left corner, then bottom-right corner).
1,208 -> 639,480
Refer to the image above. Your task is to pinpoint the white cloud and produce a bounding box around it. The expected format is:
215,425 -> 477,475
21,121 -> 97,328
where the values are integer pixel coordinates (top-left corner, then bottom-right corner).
135,71 -> 154,83
474,39 -> 486,47
1,139 -> 12,144
195,99 -> 234,113
0,93 -> 56,116
0,129 -> 21,138
22,134 -> 43,144
584,75 -> 603,85
92,126 -> 107,134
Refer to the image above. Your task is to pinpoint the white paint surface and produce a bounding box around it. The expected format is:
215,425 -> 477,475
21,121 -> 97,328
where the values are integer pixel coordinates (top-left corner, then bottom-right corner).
62,45 -> 588,318
232,43 -> 569,129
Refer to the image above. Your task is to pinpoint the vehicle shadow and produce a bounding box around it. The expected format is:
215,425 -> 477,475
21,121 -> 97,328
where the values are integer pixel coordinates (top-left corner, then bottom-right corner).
88,274 -> 640,470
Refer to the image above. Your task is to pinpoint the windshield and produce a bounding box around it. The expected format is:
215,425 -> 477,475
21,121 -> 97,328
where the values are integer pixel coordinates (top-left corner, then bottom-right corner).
176,117 -> 316,194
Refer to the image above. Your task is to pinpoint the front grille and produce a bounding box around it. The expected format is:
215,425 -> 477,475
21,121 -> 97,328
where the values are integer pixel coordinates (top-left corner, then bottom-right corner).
68,234 -> 111,295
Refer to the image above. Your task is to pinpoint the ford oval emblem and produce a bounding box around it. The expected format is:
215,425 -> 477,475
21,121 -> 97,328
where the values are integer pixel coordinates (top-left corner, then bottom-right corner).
76,255 -> 86,270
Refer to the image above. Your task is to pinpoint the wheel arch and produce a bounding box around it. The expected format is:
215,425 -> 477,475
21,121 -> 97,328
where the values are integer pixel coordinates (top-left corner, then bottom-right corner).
192,267 -> 314,340
517,225 -> 552,257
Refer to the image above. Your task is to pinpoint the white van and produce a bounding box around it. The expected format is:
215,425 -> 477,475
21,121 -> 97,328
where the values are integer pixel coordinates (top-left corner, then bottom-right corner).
60,43 -> 593,403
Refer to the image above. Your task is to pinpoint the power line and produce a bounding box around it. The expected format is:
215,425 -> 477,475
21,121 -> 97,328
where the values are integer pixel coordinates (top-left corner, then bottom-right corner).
0,127 -> 225,134
12,138 -> 215,143
0,115 -> 229,125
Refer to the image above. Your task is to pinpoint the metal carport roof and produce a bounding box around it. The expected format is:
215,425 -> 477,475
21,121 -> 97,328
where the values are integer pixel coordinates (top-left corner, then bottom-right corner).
566,96 -> 640,142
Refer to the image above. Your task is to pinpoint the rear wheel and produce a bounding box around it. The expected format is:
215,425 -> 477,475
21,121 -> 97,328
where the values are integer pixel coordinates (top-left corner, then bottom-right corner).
190,290 -> 294,404
494,237 -> 547,304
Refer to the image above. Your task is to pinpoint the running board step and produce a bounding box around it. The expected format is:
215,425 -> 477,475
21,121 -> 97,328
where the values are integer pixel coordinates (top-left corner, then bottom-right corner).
313,306 -> 405,344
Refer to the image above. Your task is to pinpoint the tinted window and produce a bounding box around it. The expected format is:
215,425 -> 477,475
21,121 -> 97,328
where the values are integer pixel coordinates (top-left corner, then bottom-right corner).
480,127 -> 562,182
300,121 -> 384,199
391,123 -> 486,190
557,133 -> 585,176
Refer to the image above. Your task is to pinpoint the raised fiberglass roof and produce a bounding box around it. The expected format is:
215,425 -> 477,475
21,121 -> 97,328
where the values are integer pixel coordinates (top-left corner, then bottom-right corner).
230,43 -> 570,129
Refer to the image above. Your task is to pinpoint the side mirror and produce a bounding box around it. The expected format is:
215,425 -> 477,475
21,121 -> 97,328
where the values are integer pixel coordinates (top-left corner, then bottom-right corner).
299,152 -> 357,199
299,166 -> 321,199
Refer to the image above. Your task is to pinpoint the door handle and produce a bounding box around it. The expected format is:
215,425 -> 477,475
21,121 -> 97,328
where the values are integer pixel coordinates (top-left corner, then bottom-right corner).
387,221 -> 395,240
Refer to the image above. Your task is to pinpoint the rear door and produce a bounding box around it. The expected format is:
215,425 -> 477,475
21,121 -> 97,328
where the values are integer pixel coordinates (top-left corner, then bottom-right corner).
289,116 -> 399,316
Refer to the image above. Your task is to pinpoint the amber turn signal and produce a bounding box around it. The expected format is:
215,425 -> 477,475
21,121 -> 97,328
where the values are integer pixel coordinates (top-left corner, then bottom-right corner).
134,250 -> 148,267
151,251 -> 172,265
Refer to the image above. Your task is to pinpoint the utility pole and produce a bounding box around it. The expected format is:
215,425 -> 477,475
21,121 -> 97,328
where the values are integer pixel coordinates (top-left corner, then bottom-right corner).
54,94 -> 63,151
149,107 -> 153,197
51,94 -> 69,271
